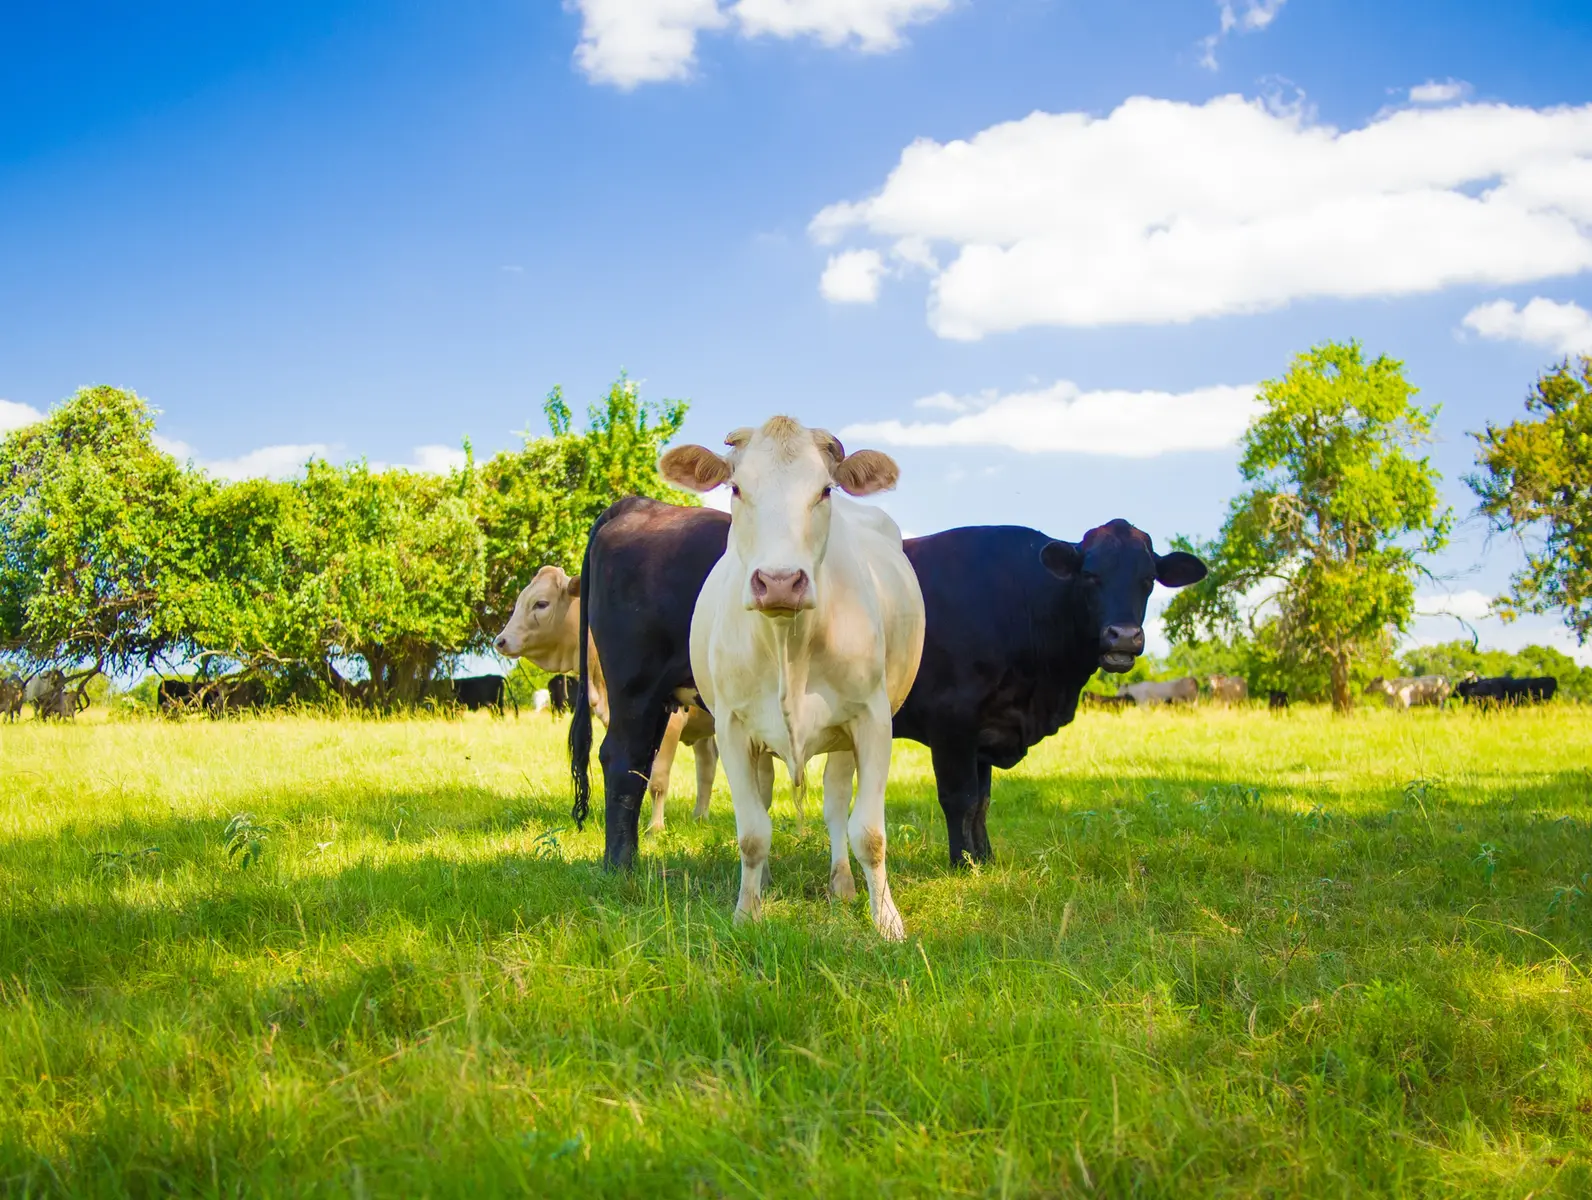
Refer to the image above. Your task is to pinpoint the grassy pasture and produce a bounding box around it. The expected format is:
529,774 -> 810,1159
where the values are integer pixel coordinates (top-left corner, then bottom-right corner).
1,705 -> 1589,1197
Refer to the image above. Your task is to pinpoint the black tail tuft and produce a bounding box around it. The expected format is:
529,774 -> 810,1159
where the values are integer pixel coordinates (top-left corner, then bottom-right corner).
568,520 -> 600,830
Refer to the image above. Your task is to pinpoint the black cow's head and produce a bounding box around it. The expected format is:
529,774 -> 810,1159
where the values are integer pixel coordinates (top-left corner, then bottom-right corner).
1039,518 -> 1207,673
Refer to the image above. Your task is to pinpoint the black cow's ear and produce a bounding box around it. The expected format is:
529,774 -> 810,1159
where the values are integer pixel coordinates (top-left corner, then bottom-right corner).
1040,540 -> 1082,579
1155,551 -> 1207,588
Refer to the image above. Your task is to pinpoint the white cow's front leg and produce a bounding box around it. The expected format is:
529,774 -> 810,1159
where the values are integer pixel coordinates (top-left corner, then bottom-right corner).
848,703 -> 905,941
823,751 -> 857,901
719,719 -> 774,923
691,736 -> 718,821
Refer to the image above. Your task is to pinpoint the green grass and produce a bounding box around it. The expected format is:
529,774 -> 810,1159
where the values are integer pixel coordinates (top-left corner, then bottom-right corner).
1,704 -> 1590,1197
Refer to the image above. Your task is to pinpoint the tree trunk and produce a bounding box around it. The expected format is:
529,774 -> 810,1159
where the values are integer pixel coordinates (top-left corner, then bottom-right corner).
1329,650 -> 1353,714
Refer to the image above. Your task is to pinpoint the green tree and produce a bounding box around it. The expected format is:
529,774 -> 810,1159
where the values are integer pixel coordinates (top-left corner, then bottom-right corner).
475,375 -> 694,635
0,387 -> 200,678
1467,356 -> 1592,645
1164,341 -> 1451,712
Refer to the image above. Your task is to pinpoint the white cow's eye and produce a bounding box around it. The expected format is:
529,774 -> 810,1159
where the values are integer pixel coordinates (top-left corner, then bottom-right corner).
730,484 -> 742,499
534,601 -> 549,611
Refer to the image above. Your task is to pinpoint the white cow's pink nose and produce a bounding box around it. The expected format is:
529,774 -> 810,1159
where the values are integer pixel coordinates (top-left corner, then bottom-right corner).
750,568 -> 810,613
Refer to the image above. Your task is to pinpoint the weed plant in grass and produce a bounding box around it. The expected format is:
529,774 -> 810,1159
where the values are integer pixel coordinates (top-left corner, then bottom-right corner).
1,705 -> 1589,1196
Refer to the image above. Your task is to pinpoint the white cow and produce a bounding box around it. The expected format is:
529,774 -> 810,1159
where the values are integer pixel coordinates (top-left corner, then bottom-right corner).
1208,674 -> 1249,704
494,565 -> 719,832
1119,677 -> 1199,707
1365,675 -> 1451,709
661,416 -> 925,940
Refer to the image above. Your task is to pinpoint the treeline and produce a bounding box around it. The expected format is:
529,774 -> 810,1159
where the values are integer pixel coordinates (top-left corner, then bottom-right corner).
0,378 -> 693,707
1098,638 -> 1591,704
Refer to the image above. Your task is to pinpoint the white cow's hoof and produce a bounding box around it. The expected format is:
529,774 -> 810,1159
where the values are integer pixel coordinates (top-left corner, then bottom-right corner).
829,866 -> 857,901
873,906 -> 906,942
733,899 -> 762,924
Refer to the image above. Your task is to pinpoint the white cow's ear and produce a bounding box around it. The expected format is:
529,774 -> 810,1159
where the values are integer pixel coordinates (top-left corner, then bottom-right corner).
565,573 -> 581,598
659,445 -> 733,492
1040,540 -> 1082,579
811,429 -> 846,466
833,449 -> 899,496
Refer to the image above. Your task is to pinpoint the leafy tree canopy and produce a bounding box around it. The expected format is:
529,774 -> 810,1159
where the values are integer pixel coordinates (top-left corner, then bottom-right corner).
1164,341 -> 1451,711
1468,355 -> 1592,645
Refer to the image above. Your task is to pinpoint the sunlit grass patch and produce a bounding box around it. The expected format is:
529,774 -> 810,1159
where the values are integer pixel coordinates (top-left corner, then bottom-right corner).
1,705 -> 1589,1195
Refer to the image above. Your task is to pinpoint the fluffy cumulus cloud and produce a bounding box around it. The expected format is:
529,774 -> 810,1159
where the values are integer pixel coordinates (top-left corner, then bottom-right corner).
156,436 -> 470,480
570,0 -> 950,88
841,380 -> 1261,457
811,94 -> 1592,339
1197,0 -> 1287,70
819,248 -> 887,303
1415,590 -> 1494,622
1461,297 -> 1592,356
1409,78 -> 1470,105
0,399 -> 45,434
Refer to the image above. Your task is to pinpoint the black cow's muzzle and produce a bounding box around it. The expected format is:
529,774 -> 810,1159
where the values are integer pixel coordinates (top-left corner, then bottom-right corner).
1099,623 -> 1144,673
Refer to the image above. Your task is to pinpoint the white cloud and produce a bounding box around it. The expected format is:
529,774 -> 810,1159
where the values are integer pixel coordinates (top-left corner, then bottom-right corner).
1415,589 -> 1494,622
407,444 -> 470,474
812,94 -> 1592,339
570,0 -> 951,88
841,381 -> 1261,457
1410,79 -> 1470,105
819,248 -> 887,303
1461,297 -> 1592,356
0,399 -> 44,434
202,444 -> 332,482
1198,0 -> 1287,70
570,0 -> 727,88
735,0 -> 952,50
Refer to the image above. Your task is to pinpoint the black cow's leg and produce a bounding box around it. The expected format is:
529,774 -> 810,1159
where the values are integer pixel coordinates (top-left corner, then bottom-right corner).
599,696 -> 671,870
970,759 -> 994,862
930,739 -> 983,868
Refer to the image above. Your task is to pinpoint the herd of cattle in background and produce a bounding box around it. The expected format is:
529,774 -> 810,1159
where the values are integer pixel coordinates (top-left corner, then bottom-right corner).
0,416 -> 1568,936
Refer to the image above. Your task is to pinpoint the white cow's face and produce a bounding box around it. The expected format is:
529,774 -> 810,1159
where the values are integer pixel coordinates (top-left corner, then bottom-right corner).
494,566 -> 580,663
660,415 -> 899,616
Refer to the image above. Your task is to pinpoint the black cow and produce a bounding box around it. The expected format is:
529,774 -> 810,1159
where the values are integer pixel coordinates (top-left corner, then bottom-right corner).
570,497 -> 731,869
892,521 -> 1206,866
547,674 -> 576,716
453,674 -> 512,714
1082,691 -> 1134,711
1268,689 -> 1290,711
158,679 -> 202,712
1455,675 -> 1558,705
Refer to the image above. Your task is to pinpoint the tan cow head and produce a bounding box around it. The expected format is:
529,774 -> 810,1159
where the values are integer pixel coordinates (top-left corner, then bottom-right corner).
660,415 -> 899,615
493,566 -> 582,672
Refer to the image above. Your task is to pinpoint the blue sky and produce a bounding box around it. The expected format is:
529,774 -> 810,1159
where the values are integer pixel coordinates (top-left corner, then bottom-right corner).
3,0 -> 1591,660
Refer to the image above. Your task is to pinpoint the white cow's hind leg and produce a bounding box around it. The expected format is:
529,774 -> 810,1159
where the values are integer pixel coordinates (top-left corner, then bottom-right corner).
645,709 -> 688,834
823,752 -> 857,901
848,704 -> 905,941
755,752 -> 776,888
720,720 -> 774,923
691,736 -> 718,821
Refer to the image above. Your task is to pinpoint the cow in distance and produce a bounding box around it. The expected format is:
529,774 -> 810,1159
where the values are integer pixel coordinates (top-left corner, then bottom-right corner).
661,416 -> 925,938
1,676 -> 23,722
453,674 -> 513,714
496,565 -> 719,833
1208,674 -> 1248,703
1455,675 -> 1558,705
1365,675 -> 1451,709
1119,677 -> 1200,707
